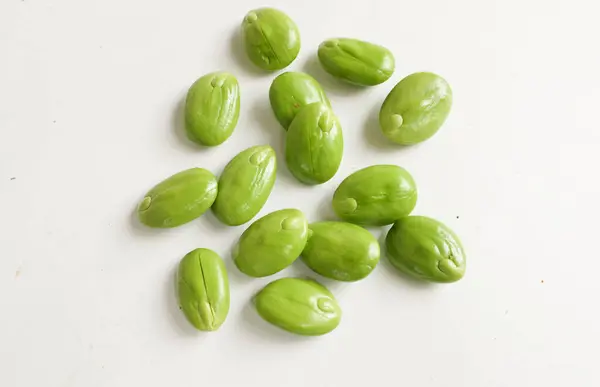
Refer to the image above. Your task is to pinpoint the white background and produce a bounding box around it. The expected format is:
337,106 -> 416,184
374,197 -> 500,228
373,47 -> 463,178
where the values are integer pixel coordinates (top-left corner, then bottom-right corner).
1,0 -> 599,386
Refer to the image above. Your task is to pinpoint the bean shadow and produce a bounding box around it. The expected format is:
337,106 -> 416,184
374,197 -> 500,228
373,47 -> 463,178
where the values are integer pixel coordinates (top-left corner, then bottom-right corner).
222,241 -> 257,288
362,101 -> 429,156
377,229 -> 433,289
251,96 -> 283,147
195,207 -> 238,235
287,254 -> 350,297
250,97 -> 298,186
164,264 -> 203,337
188,210 -> 256,286
362,100 -> 401,152
238,296 -> 315,344
171,94 -> 202,152
228,28 -> 271,77
302,55 -> 364,98
127,205 -> 177,239
313,190 -> 337,222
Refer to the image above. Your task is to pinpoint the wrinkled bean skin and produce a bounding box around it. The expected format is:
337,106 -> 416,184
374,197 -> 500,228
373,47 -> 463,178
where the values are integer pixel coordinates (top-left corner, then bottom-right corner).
185,72 -> 240,146
242,8 -> 301,71
386,216 -> 466,283
318,38 -> 394,86
212,145 -> 277,226
285,103 -> 343,185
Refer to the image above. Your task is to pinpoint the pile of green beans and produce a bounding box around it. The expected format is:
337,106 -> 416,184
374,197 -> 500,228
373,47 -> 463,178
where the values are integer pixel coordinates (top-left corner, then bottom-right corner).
136,7 -> 465,336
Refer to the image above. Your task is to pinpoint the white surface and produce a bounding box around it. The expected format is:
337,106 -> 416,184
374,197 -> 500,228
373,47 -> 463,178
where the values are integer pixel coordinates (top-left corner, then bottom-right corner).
1,0 -> 599,386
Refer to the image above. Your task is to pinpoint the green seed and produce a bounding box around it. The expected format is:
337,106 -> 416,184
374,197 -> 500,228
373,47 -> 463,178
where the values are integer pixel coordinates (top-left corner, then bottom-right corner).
184,72 -> 240,146
177,248 -> 230,331
233,209 -> 308,277
285,103 -> 343,185
137,168 -> 217,228
317,38 -> 395,86
386,216 -> 466,283
241,8 -> 300,71
269,72 -> 330,130
212,145 -> 277,226
332,165 -> 417,226
379,72 -> 452,145
302,221 -> 380,281
254,277 -> 341,336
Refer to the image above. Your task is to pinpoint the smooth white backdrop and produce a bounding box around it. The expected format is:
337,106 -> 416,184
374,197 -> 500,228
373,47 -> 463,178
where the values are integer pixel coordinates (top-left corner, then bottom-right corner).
1,0 -> 598,386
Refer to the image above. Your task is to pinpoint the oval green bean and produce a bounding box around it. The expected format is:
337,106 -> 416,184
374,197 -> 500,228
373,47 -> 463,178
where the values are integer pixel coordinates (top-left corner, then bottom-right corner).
333,165 -> 417,225
137,168 -> 217,228
177,248 -> 230,331
379,72 -> 452,145
285,103 -> 343,185
242,8 -> 300,71
254,277 -> 341,335
233,209 -> 308,277
212,145 -> 277,226
318,38 -> 394,86
269,72 -> 330,130
386,216 -> 466,282
302,221 -> 380,281
185,72 -> 240,146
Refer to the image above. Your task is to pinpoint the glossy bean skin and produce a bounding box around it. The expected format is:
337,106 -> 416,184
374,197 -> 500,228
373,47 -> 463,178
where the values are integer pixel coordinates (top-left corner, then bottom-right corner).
241,8 -> 300,71
212,145 -> 277,226
318,38 -> 394,86
177,248 -> 230,331
254,277 -> 341,336
285,103 -> 343,185
332,165 -> 417,226
233,209 -> 308,277
379,72 -> 452,145
301,221 -> 380,281
269,72 -> 330,130
386,216 -> 466,283
185,72 -> 240,146
137,168 -> 217,228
